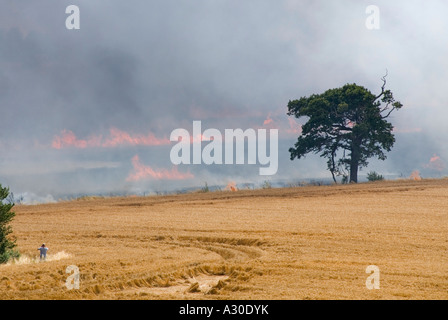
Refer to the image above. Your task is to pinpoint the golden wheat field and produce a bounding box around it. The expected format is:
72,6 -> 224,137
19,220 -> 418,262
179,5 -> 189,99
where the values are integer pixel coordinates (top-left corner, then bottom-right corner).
1,178 -> 447,300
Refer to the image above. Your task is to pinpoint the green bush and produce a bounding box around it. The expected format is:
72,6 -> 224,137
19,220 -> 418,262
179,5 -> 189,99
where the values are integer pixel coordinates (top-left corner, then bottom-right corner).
201,182 -> 210,193
261,180 -> 272,189
367,171 -> 385,182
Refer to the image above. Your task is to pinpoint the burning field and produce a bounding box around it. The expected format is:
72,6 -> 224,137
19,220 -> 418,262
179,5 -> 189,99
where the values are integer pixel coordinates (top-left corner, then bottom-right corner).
1,178 -> 447,300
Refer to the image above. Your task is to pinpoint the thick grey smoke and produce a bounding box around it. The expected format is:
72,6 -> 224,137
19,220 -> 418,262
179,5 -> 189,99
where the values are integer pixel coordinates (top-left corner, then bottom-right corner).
0,0 -> 447,200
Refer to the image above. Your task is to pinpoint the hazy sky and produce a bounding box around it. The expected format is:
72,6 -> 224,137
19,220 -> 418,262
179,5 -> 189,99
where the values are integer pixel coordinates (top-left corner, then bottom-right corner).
1,0 -> 447,202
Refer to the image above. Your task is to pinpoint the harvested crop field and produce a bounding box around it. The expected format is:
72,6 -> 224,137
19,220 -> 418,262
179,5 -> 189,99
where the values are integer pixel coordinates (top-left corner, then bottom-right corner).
1,179 -> 447,300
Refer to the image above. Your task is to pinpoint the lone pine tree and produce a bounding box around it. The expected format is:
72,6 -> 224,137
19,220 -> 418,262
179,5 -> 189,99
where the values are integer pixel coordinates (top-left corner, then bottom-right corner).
287,73 -> 402,183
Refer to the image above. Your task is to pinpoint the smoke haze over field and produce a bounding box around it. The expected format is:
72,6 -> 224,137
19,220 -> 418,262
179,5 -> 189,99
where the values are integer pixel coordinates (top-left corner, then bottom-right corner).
1,0 -> 447,199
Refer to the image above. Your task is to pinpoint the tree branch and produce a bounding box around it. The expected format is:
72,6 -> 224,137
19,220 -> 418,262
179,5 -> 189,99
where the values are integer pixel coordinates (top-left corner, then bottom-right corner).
331,125 -> 353,131
381,106 -> 397,119
374,69 -> 388,100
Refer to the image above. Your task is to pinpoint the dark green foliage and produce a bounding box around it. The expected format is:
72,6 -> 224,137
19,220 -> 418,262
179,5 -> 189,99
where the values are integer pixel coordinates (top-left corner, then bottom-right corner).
367,171 -> 385,182
0,184 -> 20,264
287,74 -> 402,183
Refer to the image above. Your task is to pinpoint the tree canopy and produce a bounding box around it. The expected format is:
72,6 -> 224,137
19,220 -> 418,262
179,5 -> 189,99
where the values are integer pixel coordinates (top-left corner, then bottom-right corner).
287,74 -> 402,183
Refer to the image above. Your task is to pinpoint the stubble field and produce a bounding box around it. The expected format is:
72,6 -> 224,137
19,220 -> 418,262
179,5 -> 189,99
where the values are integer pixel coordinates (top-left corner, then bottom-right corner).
1,178 -> 447,300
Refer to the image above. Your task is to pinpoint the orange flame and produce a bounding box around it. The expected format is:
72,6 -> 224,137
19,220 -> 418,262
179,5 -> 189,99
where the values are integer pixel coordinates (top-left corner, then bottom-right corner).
102,128 -> 169,147
52,128 -> 170,149
410,170 -> 422,181
126,155 -> 194,182
424,154 -> 445,171
263,113 -> 274,126
51,130 -> 102,149
225,181 -> 238,192
286,118 -> 302,134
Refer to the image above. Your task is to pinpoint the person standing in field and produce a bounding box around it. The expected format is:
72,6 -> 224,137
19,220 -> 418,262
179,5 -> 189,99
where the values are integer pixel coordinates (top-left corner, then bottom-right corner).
38,243 -> 48,261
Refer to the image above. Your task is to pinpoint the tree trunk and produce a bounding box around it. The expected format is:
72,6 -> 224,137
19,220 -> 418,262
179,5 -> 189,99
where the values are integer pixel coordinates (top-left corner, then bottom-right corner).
350,157 -> 358,183
350,138 -> 361,183
331,169 -> 337,184
330,150 -> 337,184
